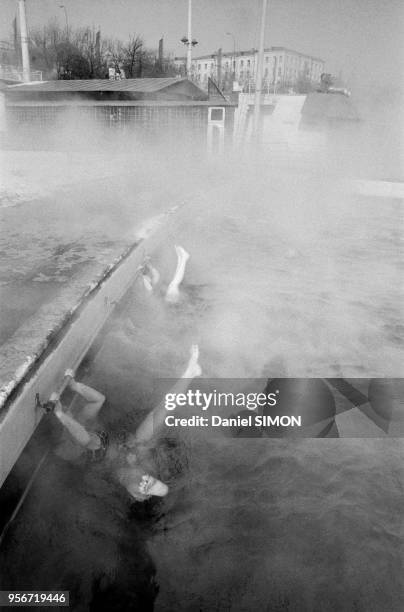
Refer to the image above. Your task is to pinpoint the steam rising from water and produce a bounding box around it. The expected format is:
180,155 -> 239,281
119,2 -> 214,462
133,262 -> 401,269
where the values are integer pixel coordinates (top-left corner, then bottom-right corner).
1,99 -> 403,610
33,100 -> 400,379
111,153 -> 403,379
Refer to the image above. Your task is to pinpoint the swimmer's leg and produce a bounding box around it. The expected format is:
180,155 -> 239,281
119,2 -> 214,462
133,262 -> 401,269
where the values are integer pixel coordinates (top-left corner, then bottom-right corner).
165,245 -> 190,303
51,396 -> 101,450
143,265 -> 160,292
143,275 -> 153,292
149,264 -> 160,286
139,258 -> 160,292
133,344 -> 202,444
65,370 -> 105,421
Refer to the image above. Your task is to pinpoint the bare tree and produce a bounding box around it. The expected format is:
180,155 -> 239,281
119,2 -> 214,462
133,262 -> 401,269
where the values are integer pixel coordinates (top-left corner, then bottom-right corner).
30,20 -> 64,77
74,27 -> 106,78
121,35 -> 144,77
28,20 -> 174,80
30,23 -> 87,79
104,37 -> 124,76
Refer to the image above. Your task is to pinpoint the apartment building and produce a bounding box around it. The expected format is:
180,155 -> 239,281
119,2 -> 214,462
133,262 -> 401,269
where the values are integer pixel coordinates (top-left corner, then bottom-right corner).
174,47 -> 325,92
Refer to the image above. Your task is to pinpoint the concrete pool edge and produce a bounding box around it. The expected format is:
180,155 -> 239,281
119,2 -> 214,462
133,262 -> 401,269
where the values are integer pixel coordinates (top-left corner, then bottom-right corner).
0,208 -> 176,487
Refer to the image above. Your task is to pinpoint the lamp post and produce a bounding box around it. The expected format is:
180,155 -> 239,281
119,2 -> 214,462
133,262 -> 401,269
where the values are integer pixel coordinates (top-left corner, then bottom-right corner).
17,0 -> 30,82
253,0 -> 268,137
226,32 -> 236,81
180,0 -> 198,77
59,5 -> 69,38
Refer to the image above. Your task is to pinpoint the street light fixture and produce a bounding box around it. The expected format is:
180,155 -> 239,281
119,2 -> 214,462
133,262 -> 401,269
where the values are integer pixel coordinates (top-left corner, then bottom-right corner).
181,36 -> 198,46
180,36 -> 198,76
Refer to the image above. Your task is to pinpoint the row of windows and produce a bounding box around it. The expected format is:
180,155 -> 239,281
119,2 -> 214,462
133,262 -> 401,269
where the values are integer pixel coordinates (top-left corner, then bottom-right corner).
195,63 -> 321,80
194,56 -> 323,73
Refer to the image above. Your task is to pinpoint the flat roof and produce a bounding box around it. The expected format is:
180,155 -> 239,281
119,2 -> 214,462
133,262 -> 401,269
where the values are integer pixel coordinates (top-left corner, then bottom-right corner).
6,77 -> 197,94
176,47 -> 324,63
6,99 -> 235,107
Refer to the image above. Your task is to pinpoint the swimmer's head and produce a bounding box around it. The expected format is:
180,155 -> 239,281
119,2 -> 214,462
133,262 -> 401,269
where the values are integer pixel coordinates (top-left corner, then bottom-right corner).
124,455 -> 169,496
119,470 -> 169,501
139,474 -> 168,498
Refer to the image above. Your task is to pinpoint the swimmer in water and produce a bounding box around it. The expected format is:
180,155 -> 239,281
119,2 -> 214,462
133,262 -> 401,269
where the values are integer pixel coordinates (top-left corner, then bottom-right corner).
47,371 -> 108,462
45,345 -> 202,502
139,256 -> 160,292
139,245 -> 190,302
165,245 -> 190,303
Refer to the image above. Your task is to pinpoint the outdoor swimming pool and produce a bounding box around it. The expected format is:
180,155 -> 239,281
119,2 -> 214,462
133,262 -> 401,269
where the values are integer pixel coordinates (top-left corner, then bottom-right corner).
1,164 -> 403,610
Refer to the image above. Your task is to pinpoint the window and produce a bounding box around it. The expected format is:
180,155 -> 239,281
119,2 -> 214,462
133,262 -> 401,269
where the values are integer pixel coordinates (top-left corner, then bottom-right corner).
247,59 -> 250,67
210,108 -> 224,121
205,63 -> 207,69
198,63 -> 201,71
266,56 -> 269,63
240,60 -> 244,67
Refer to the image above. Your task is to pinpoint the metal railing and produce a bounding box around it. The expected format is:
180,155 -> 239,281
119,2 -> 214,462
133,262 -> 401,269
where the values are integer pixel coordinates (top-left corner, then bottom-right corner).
0,66 -> 43,82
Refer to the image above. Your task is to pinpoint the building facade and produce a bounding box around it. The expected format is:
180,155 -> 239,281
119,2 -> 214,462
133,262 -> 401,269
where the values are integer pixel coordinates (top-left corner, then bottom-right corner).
174,47 -> 325,93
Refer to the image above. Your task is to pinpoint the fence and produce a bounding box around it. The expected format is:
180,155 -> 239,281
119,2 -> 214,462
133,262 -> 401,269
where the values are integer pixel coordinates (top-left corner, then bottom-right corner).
5,102 -> 217,150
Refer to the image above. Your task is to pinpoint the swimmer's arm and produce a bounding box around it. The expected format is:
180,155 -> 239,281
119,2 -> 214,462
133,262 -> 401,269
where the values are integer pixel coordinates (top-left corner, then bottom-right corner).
54,401 -> 101,449
68,380 -> 105,406
66,378 -> 105,421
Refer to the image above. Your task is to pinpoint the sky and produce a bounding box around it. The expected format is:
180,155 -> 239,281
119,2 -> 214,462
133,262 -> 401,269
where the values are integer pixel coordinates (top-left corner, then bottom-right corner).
1,0 -> 403,93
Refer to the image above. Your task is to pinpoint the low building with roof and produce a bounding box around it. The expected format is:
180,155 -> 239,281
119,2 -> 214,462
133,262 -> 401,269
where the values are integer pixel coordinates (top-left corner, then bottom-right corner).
4,77 -> 235,151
